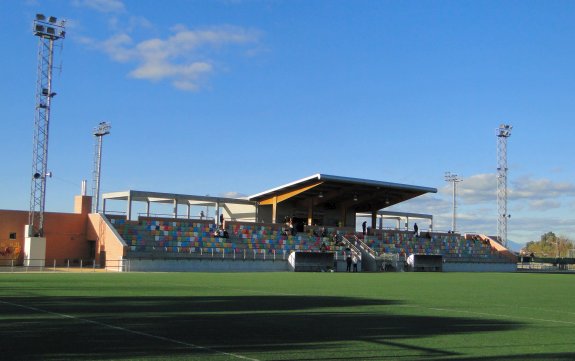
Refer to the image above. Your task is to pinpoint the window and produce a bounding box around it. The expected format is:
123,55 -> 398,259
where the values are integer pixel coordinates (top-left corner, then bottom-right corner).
9,232 -> 16,240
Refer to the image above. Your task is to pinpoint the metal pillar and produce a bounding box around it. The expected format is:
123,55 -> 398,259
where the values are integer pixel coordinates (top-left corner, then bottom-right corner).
28,14 -> 65,237
497,124 -> 512,247
91,122 -> 111,213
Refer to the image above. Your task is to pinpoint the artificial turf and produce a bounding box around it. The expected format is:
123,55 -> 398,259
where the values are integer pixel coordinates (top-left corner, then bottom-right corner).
0,272 -> 573,360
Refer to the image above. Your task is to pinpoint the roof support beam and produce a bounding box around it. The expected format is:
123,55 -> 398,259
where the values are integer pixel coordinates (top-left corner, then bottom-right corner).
307,198 -> 313,226
127,193 -> 132,220
272,196 -> 277,224
258,181 -> 323,205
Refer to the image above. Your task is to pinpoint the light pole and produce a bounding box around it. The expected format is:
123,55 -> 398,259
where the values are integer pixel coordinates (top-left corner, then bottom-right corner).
92,122 -> 111,213
28,14 -> 65,237
445,172 -> 462,233
497,124 -> 512,247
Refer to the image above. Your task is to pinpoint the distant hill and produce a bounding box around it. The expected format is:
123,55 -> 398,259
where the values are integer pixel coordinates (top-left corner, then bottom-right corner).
506,240 -> 524,253
485,235 -> 523,253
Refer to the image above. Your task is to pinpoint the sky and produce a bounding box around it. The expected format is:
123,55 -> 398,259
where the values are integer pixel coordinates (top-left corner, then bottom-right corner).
1,0 -> 574,248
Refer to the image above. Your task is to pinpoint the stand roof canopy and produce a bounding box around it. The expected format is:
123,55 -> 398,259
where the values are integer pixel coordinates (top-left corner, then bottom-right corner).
248,174 -> 437,212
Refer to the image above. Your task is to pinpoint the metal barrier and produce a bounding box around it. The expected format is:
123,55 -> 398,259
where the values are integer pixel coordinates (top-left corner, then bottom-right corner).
0,259 -> 128,273
126,248 -> 290,262
517,261 -> 575,272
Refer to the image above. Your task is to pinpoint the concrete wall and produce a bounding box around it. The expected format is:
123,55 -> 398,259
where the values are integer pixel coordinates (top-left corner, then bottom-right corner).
258,205 -> 273,223
127,258 -> 290,272
86,213 -> 127,267
222,203 -> 256,222
74,196 -> 92,215
0,210 -> 27,264
0,209 -> 89,263
443,262 -> 517,272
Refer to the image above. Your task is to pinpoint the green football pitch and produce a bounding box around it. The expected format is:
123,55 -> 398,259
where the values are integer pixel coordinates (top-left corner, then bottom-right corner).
0,272 -> 573,360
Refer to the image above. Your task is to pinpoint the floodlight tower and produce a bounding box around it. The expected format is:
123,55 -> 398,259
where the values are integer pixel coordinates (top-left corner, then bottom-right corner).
91,122 -> 111,213
444,172 -> 462,233
497,124 -> 512,247
28,14 -> 65,237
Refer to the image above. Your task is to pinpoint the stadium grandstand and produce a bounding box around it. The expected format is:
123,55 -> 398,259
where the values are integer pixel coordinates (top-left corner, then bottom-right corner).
0,173 -> 517,272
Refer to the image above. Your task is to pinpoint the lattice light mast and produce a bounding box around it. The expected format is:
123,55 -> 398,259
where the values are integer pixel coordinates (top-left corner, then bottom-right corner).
445,172 -> 462,233
91,122 -> 111,213
497,124 -> 512,247
28,14 -> 65,237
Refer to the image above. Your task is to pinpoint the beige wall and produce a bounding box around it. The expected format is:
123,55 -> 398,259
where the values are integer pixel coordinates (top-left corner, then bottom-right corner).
0,209 -> 89,263
222,203 -> 257,222
74,195 -> 92,215
86,213 -> 127,267
0,195 -> 124,266
0,210 -> 27,264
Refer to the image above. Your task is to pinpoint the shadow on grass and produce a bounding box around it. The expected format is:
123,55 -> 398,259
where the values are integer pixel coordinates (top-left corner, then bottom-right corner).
0,295 -> 524,360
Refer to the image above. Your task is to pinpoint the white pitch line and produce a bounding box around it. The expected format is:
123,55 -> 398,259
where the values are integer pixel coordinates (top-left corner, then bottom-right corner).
493,305 -> 575,315
0,299 -> 259,361
402,304 -> 575,326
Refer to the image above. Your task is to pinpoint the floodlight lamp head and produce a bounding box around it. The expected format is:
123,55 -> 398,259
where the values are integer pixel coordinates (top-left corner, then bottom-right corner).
497,124 -> 512,137
94,122 -> 112,136
33,14 -> 66,39
445,171 -> 461,182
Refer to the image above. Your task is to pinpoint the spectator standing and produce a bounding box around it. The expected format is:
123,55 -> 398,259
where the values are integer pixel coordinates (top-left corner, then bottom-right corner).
362,221 -> 367,235
346,250 -> 352,272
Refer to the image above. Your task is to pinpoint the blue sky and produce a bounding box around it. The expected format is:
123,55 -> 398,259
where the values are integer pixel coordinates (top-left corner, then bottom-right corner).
1,0 -> 574,247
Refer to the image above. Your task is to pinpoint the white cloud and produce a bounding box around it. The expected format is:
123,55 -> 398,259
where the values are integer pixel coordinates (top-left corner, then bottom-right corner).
511,176 -> 575,200
440,173 -> 575,208
100,33 -> 135,62
456,173 -> 496,204
220,191 -> 248,198
74,0 -> 126,13
87,25 -> 259,90
397,173 -> 575,242
528,199 -> 561,211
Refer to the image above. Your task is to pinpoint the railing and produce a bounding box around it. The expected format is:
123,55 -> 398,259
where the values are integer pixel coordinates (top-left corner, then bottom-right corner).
137,213 -> 216,221
126,247 -> 292,262
339,235 -> 363,258
517,260 -> 575,272
0,259 -> 127,272
103,210 -> 126,215
346,234 -> 375,258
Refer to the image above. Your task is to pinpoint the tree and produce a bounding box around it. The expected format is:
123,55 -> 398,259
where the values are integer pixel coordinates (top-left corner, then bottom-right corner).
523,232 -> 574,258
